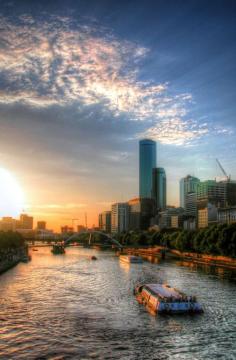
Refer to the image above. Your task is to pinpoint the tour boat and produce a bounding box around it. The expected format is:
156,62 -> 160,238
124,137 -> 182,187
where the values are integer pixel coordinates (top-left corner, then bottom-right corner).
134,283 -> 203,314
51,244 -> 65,255
119,255 -> 143,264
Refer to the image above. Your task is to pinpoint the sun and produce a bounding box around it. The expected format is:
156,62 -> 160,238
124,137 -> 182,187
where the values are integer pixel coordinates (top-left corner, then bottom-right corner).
0,168 -> 25,218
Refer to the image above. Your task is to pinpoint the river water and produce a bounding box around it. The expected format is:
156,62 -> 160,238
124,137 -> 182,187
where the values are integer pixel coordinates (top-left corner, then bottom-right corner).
0,247 -> 236,360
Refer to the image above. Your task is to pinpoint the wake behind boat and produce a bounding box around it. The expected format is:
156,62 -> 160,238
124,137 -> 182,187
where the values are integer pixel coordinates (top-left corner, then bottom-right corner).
134,283 -> 203,314
119,255 -> 143,264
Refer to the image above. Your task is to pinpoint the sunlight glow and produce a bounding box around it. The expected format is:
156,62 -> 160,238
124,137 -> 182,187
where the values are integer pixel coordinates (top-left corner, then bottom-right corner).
0,168 -> 25,218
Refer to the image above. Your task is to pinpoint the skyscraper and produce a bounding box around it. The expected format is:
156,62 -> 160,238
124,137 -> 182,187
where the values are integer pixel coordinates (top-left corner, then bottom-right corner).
179,175 -> 200,209
139,139 -> 156,199
152,167 -> 166,210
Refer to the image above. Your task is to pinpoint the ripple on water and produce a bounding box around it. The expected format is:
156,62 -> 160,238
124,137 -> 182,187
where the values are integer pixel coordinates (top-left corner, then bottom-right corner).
0,247 -> 236,359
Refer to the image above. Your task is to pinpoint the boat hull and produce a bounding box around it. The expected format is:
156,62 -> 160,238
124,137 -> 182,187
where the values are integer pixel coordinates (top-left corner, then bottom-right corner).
135,284 -> 203,315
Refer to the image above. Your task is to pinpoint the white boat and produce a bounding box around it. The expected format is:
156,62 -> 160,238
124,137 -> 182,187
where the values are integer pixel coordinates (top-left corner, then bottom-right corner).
119,255 -> 143,264
134,283 -> 203,314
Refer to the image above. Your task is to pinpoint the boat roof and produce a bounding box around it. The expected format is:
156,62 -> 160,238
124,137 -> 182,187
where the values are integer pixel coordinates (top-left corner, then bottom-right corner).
145,284 -> 183,299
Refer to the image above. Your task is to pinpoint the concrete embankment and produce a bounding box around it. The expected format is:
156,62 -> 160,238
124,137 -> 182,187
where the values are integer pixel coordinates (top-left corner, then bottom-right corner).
0,247 -> 28,274
124,247 -> 236,269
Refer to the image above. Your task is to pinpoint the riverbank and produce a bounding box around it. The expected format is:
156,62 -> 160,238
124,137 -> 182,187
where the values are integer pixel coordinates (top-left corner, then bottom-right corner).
0,246 -> 29,274
124,247 -> 236,269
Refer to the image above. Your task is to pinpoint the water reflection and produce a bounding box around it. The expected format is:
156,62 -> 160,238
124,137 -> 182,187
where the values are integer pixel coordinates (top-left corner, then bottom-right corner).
0,247 -> 235,359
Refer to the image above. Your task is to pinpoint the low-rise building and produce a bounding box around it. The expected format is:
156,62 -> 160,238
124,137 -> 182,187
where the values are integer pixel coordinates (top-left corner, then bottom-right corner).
129,198 -> 155,231
37,221 -> 46,230
198,203 -> 218,228
0,217 -> 16,231
158,207 -> 184,229
218,207 -> 236,224
183,216 -> 197,231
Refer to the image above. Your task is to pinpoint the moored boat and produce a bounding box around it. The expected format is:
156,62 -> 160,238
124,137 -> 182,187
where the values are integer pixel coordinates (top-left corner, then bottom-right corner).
134,283 -> 203,314
120,255 -> 143,264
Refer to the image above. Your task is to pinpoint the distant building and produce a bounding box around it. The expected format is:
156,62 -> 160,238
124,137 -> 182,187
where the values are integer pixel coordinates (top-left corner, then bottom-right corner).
139,139 -> 156,199
197,180 -> 227,209
98,211 -> 111,233
180,175 -> 200,209
157,207 -> 184,229
35,229 -> 56,240
152,167 -> 166,210
77,225 -> 86,233
111,203 -> 129,233
218,207 -> 236,225
0,217 -> 16,231
61,225 -> 74,234
198,203 -> 218,228
19,214 -> 33,230
185,192 -> 197,218
129,198 -> 155,231
183,216 -> 197,231
225,182 -> 236,206
37,221 -> 46,230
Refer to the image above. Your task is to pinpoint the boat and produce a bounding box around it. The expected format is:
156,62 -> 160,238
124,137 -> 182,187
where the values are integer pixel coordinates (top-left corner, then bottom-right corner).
134,283 -> 203,314
119,255 -> 143,264
51,244 -> 65,255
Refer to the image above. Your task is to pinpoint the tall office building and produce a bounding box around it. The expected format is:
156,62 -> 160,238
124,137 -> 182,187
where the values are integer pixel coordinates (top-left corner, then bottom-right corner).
111,203 -> 129,234
180,175 -> 200,209
152,167 -> 166,210
139,139 -> 156,199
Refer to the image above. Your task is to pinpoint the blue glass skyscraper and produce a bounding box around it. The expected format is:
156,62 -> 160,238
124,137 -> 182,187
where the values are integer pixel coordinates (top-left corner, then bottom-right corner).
139,139 -> 157,198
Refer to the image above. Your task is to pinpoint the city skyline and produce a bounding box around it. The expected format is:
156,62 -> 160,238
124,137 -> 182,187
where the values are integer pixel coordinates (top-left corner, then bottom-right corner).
0,0 -> 236,230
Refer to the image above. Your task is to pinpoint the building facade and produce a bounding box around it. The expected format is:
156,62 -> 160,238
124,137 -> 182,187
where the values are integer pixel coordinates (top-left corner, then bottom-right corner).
98,211 -> 111,233
19,214 -> 33,230
0,217 -> 16,231
139,139 -> 156,199
157,207 -> 184,229
198,203 -> 218,228
180,175 -> 200,209
37,221 -> 46,230
218,207 -> 236,224
111,203 -> 129,234
128,198 -> 155,231
185,192 -> 197,217
152,167 -> 166,210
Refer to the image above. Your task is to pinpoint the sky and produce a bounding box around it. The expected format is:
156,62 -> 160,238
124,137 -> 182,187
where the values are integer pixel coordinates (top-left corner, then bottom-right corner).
0,0 -> 235,230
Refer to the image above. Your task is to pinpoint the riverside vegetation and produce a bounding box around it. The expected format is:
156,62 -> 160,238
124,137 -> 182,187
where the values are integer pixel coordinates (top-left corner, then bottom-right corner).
114,223 -> 236,258
0,231 -> 27,273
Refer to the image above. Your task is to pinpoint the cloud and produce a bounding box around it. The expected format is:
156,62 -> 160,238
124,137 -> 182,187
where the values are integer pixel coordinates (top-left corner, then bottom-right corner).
142,118 -> 209,146
0,13 -> 212,146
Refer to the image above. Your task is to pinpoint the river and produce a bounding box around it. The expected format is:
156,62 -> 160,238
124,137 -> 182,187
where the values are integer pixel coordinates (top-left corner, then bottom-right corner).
0,247 -> 236,359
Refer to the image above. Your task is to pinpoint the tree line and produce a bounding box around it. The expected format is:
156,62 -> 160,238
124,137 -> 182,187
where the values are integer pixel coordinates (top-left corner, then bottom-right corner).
0,231 -> 25,250
114,223 -> 236,258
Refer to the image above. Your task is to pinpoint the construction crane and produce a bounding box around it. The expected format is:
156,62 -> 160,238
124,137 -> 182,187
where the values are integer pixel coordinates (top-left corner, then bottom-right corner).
216,158 -> 230,182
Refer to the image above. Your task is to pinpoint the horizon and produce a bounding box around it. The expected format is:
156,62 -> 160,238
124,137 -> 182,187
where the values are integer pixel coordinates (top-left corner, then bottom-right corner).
0,0 -> 236,231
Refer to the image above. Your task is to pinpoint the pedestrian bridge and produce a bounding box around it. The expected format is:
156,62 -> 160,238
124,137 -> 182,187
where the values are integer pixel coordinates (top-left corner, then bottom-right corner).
64,230 -> 122,249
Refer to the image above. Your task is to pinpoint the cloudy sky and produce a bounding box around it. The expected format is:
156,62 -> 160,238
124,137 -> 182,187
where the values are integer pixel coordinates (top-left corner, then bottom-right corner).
0,0 -> 235,230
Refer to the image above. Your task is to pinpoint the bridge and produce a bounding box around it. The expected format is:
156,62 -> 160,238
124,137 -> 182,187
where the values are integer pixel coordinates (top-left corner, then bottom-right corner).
64,230 -> 123,249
